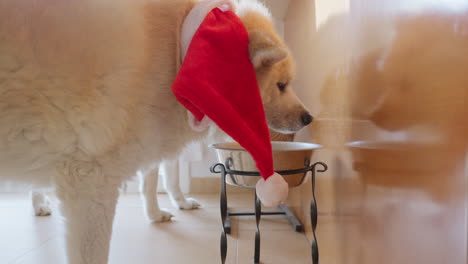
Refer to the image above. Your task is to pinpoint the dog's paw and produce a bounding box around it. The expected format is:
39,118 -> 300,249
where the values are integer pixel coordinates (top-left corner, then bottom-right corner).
147,208 -> 173,223
34,203 -> 52,216
32,192 -> 52,217
175,197 -> 201,210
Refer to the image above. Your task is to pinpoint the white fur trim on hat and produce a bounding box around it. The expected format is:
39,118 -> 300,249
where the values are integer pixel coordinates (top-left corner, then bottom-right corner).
188,112 -> 213,132
255,172 -> 288,207
180,0 -> 235,62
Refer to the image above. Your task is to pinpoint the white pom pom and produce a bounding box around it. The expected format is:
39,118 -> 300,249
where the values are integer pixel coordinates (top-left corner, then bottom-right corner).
255,172 -> 288,207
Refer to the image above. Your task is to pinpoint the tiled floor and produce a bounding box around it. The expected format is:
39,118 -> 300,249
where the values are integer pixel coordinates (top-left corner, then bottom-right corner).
0,192 -> 312,264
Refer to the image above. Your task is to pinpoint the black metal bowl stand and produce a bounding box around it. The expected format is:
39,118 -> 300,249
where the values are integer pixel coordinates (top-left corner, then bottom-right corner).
210,158 -> 328,264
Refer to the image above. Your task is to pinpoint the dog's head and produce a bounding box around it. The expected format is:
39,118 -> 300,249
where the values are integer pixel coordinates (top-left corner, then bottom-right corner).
236,1 -> 312,134
367,13 -> 468,131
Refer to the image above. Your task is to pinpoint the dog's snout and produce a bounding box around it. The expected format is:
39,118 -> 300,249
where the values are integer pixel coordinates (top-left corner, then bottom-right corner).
301,112 -> 313,126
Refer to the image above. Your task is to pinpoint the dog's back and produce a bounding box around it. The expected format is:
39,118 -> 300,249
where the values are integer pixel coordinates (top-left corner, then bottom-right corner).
0,0 -> 194,184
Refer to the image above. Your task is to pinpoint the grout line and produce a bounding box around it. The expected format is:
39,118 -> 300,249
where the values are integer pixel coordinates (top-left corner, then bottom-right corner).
303,231 -> 312,246
7,234 -> 58,264
235,235 -> 239,264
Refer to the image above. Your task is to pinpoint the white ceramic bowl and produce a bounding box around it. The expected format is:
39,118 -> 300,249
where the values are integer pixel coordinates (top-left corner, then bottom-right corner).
210,141 -> 322,188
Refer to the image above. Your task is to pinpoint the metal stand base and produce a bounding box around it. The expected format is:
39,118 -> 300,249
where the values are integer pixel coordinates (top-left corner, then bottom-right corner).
211,161 -> 327,264
224,203 -> 303,234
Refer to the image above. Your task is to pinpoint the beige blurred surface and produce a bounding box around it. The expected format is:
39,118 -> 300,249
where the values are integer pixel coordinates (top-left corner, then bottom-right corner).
283,0 -> 468,263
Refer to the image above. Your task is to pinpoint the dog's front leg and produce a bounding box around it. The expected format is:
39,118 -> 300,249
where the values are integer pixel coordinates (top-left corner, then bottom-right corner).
160,160 -> 200,210
56,155 -> 119,264
139,167 -> 173,222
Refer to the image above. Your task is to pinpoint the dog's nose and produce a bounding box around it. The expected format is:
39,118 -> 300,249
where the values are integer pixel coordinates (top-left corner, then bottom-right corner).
301,112 -> 313,126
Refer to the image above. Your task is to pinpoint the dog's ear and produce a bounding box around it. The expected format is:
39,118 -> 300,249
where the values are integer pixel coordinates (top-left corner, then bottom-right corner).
249,31 -> 288,69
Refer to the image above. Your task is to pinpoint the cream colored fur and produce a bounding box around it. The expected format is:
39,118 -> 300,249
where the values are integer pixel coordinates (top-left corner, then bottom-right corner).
32,160 -> 201,220
359,12 -> 468,144
0,0 -> 310,263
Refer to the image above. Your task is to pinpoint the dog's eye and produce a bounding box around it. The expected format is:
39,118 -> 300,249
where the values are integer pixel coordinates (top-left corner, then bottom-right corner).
277,82 -> 287,92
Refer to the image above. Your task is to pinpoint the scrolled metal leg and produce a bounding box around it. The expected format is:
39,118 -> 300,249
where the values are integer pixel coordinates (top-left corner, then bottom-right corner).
310,162 -> 328,264
310,195 -> 319,264
254,191 -> 261,263
223,158 -> 233,235
212,160 -> 328,264
224,211 -> 232,234
210,163 -> 228,264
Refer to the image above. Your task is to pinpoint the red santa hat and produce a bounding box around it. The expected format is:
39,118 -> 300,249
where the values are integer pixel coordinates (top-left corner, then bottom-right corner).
172,0 -> 288,207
